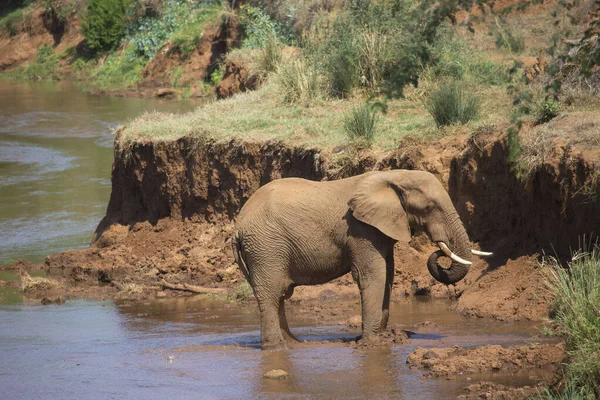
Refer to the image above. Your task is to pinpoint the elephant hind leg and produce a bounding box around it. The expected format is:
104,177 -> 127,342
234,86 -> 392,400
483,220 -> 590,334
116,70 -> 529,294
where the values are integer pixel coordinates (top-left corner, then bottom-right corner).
255,292 -> 286,350
279,285 -> 299,343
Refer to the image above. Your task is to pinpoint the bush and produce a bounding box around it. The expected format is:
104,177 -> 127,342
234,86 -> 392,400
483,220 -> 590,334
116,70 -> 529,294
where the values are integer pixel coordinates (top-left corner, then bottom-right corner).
303,0 -> 437,98
91,45 -> 146,89
0,9 -> 24,36
544,245 -> 600,399
239,5 -> 294,49
425,82 -> 481,127
535,98 -> 560,125
343,102 -> 384,144
127,0 -> 220,58
425,26 -> 510,86
82,0 -> 132,53
276,57 -> 326,105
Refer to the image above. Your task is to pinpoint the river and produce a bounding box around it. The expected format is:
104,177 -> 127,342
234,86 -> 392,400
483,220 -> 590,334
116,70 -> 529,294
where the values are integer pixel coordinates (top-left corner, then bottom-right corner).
0,81 -> 200,264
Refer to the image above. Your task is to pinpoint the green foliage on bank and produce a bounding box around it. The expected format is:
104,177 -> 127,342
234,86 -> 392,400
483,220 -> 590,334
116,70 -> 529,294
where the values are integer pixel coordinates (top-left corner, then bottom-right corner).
82,0 -> 133,53
543,246 -> 600,399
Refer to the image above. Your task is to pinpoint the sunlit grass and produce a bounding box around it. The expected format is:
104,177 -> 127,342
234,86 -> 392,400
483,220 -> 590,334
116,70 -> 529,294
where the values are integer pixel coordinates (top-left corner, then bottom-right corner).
541,244 -> 600,399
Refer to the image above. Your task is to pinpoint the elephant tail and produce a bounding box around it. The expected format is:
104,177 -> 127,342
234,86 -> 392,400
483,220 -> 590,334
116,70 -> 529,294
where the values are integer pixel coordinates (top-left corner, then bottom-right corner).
231,231 -> 251,284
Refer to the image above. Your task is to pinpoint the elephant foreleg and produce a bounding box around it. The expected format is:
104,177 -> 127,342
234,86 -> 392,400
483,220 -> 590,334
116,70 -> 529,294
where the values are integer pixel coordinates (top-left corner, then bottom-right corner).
379,253 -> 395,332
352,255 -> 387,343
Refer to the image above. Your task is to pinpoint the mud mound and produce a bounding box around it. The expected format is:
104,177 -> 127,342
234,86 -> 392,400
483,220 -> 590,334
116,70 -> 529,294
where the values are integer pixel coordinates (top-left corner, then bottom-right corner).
458,381 -> 544,399
406,342 -> 566,377
455,255 -> 551,321
215,57 -> 260,99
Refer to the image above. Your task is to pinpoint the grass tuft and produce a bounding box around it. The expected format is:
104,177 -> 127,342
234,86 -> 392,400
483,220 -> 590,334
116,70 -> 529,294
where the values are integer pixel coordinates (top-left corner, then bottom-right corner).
20,272 -> 62,293
424,82 -> 480,128
542,243 -> 600,399
276,57 -> 327,105
227,281 -> 253,302
343,102 -> 384,145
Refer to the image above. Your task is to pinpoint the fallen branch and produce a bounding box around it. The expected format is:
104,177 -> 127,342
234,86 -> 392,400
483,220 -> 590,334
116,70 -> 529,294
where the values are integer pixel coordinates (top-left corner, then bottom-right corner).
160,279 -> 227,295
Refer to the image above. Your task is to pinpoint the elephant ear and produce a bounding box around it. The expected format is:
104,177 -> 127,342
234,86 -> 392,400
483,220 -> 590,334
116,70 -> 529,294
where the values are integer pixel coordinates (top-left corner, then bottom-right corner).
348,173 -> 411,242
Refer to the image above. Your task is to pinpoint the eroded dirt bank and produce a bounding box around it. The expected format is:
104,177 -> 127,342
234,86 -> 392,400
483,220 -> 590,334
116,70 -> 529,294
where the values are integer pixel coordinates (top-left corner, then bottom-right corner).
6,117 -> 600,321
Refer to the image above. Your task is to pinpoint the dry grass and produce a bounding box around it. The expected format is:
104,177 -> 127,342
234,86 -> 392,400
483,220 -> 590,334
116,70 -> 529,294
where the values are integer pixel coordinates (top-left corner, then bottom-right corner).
118,283 -> 145,295
20,272 -> 62,293
117,78 -> 513,151
517,112 -> 600,182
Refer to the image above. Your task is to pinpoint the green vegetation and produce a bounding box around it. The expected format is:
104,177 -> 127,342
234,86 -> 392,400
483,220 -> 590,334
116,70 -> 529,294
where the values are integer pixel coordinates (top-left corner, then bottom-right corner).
4,45 -> 62,81
543,246 -> 600,399
239,4 -> 294,49
128,0 -> 221,58
424,82 -> 480,127
89,46 -> 147,89
276,57 -> 326,105
535,98 -> 559,125
344,102 -> 385,145
0,8 -> 25,36
82,0 -> 132,53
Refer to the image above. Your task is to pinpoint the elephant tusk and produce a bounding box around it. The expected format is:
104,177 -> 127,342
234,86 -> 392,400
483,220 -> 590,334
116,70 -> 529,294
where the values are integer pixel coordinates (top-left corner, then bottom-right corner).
471,249 -> 493,257
437,242 -> 472,265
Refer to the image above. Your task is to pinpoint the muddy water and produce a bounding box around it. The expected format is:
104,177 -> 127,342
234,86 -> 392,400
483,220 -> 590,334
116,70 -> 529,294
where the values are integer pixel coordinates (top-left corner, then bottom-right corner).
0,296 -> 552,400
0,81 -> 201,263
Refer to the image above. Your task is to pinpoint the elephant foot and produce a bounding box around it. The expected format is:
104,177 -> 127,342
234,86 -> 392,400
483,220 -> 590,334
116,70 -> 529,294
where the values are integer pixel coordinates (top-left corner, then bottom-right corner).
282,331 -> 300,344
261,340 -> 288,351
355,335 -> 388,348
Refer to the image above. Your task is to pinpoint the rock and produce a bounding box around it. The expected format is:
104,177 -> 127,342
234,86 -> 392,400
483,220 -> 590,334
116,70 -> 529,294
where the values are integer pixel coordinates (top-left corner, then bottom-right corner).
263,369 -> 289,380
224,265 -> 238,275
153,88 -> 180,99
156,291 -> 167,298
347,315 -> 362,327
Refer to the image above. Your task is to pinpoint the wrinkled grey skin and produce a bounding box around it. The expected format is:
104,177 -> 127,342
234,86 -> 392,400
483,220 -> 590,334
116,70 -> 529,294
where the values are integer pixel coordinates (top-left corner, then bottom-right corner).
232,170 -> 472,350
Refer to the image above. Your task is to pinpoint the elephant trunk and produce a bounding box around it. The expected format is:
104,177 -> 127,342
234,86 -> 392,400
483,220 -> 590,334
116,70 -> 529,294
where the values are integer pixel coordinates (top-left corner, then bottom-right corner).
427,211 -> 472,285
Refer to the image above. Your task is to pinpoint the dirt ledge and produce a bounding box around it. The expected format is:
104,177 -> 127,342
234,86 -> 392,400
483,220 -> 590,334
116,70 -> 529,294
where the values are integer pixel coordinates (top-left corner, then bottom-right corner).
3,114 -> 600,322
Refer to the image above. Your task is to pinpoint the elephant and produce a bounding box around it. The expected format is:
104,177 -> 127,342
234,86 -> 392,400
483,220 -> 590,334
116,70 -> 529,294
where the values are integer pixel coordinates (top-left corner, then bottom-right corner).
231,170 -> 491,350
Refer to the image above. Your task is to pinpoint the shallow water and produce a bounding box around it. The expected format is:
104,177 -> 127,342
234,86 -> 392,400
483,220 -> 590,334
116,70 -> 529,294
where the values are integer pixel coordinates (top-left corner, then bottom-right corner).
0,81 -> 202,263
0,296 -> 552,400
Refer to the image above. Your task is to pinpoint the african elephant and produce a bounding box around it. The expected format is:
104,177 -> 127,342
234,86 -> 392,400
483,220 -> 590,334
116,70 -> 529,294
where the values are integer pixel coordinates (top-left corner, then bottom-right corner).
232,170 -> 491,350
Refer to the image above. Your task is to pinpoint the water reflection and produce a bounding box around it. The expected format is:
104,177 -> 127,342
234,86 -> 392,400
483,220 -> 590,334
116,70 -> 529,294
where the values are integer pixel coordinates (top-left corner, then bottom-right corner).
0,81 -> 202,263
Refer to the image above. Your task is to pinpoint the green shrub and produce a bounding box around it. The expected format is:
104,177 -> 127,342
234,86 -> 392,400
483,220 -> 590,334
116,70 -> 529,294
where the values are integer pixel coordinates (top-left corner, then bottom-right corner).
82,0 -> 132,53
425,27 -> 510,86
0,8 -> 24,36
239,5 -> 294,49
276,57 -> 326,105
535,98 -> 560,125
425,82 -> 481,127
91,46 -> 146,89
344,102 -> 384,144
303,0 -> 433,97
36,45 -> 54,62
544,245 -> 600,399
127,0 -> 220,58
